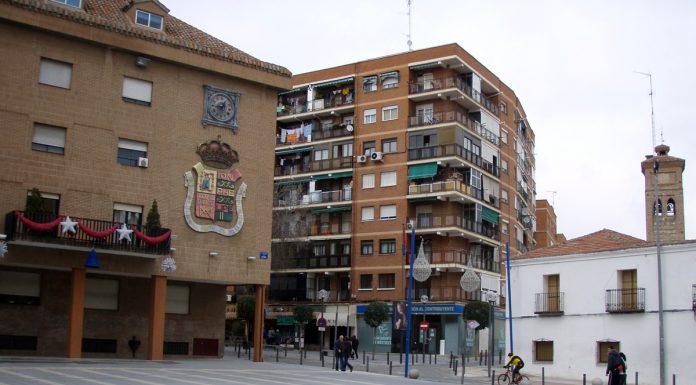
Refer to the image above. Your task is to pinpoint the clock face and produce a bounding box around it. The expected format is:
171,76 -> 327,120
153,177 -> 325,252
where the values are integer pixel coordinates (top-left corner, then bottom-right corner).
208,93 -> 235,122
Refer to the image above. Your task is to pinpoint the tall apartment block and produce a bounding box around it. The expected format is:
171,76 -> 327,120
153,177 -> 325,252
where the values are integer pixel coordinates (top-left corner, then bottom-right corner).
269,44 -> 536,353
0,0 -> 289,359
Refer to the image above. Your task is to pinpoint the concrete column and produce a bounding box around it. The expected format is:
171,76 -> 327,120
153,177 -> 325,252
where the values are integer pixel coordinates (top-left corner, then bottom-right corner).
148,275 -> 167,360
66,267 -> 86,358
253,284 -> 266,362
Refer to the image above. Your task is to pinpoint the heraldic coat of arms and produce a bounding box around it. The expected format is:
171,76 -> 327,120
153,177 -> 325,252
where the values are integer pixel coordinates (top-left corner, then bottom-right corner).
184,137 -> 246,236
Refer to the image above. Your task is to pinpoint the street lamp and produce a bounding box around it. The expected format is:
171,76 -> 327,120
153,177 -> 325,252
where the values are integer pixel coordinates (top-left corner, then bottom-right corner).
485,290 -> 498,378
318,289 -> 329,361
420,294 -> 428,358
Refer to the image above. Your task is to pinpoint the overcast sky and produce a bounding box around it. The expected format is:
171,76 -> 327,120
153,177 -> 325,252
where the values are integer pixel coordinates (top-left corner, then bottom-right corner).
165,0 -> 696,241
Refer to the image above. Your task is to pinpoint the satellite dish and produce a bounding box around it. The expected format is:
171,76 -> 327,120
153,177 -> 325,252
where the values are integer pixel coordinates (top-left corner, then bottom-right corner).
523,216 -> 531,224
346,124 -> 354,132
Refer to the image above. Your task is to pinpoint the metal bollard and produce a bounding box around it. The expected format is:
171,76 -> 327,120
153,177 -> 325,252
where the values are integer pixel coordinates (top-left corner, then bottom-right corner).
635,372 -> 638,385
400,351 -> 403,364
461,356 -> 465,384
435,354 -> 437,365
362,352 -> 365,365
248,346 -> 251,360
387,352 -> 390,362
542,367 -> 545,385
484,350 -> 488,365
479,350 -> 483,366
429,353 -> 432,365
673,373 -> 675,385
366,356 -> 370,372
321,351 -> 324,367
412,352 -> 415,365
389,361 -> 393,375
285,344 -> 287,357
454,360 -> 458,376
238,346 -> 241,358
491,370 -> 495,385
583,373 -> 586,385
304,349 -> 307,358
450,353 -> 454,368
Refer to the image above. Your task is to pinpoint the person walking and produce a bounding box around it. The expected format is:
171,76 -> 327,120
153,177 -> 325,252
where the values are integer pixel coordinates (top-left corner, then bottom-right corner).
606,346 -> 626,385
335,335 -> 353,372
350,335 -> 359,359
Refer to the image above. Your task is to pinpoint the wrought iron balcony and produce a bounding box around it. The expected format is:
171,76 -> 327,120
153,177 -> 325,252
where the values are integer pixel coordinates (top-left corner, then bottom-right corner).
5,211 -> 171,256
271,253 -> 351,271
410,213 -> 499,241
276,124 -> 353,146
605,288 -> 645,313
408,144 -> 499,178
535,292 -> 565,315
411,285 -> 483,303
274,188 -> 352,208
408,76 -> 499,116
274,156 -> 353,177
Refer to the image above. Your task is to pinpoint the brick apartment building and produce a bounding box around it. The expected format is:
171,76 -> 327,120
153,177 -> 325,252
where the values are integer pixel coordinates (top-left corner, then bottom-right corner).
0,0 -> 289,359
269,44 -> 537,354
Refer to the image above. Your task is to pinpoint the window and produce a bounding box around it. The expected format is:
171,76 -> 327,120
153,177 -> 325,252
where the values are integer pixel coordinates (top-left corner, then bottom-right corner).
501,129 -> 508,144
51,0 -> 80,7
332,143 -> 353,158
39,58 -> 72,89
135,9 -> 163,30
363,108 -> 377,124
382,105 -> 398,121
382,138 -> 397,153
534,340 -> 553,362
361,206 -> 375,221
380,71 -> 400,89
314,149 -> 329,161
597,341 -> 620,363
363,141 -> 376,155
113,203 -> 142,226
85,278 -> 118,310
361,240 -> 374,255
379,239 -> 396,254
166,285 -> 190,314
470,169 -> 482,190
380,171 -> 396,187
501,159 -> 508,172
380,204 -> 396,220
378,273 -> 395,289
501,189 -> 509,203
502,222 -> 509,234
666,198 -> 676,216
363,75 -> 377,92
32,123 -> 66,154
500,101 -> 507,114
313,243 -> 326,256
122,77 -> 153,105
117,138 -> 147,167
26,191 -> 60,216
362,173 -> 375,189
359,274 -> 373,289
0,271 -> 40,305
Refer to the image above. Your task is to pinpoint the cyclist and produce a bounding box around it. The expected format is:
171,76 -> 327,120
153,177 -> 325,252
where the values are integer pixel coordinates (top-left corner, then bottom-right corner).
504,352 -> 525,384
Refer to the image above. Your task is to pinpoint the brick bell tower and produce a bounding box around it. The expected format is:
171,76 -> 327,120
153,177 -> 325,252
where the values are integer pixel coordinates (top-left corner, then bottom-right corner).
640,144 -> 686,242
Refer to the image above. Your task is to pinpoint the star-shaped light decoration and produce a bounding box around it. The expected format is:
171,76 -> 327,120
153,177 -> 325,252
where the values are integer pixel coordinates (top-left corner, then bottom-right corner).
60,216 -> 78,235
161,255 -> 177,273
116,223 -> 133,243
412,239 -> 432,282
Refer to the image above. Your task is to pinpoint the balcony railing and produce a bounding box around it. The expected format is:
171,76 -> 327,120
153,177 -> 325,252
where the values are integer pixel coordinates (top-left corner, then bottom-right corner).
408,144 -> 499,178
412,286 -> 483,302
272,253 -> 351,270
274,156 -> 353,177
272,217 -> 352,239
605,288 -> 645,313
276,125 -> 353,146
535,292 -> 565,315
409,179 -> 498,208
424,250 -> 499,273
408,110 -> 500,147
5,211 -> 171,255
408,77 -> 499,116
411,213 -> 498,241
274,188 -> 352,208
276,93 -> 354,117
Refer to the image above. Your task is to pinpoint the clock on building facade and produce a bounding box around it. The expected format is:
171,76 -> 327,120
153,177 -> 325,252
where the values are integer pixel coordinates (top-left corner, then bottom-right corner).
202,85 -> 240,131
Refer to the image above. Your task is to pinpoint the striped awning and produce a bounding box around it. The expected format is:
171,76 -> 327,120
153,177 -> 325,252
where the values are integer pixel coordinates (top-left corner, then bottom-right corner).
278,87 -> 304,96
311,206 -> 352,214
407,163 -> 438,180
313,77 -> 354,88
275,147 -> 312,155
275,178 -> 311,187
482,207 -> 499,224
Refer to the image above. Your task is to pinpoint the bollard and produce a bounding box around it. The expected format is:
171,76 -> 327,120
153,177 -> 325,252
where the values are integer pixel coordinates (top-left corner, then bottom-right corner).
635,372 -> 638,385
304,349 -> 307,358
582,373 -> 586,385
400,351 -> 403,364
238,346 -> 241,358
479,350 -> 483,366
412,352 -> 415,365
429,353 -> 432,365
542,367 -> 545,385
362,352 -> 365,365
321,351 -> 324,367
672,373 -> 675,385
387,352 -> 390,363
484,350 -> 488,365
454,359 -> 458,376
435,354 -> 437,365
450,353 -> 454,368
276,347 -> 279,362
366,356 -> 370,372
461,356 -> 465,384
389,361 -> 393,375
248,346 -> 251,360
491,370 -> 496,385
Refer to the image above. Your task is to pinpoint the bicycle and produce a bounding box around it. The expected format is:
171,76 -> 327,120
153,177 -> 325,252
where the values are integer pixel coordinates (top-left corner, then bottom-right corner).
497,366 -> 531,385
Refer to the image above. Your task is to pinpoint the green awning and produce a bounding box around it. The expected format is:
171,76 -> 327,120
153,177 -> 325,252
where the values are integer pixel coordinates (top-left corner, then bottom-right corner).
410,61 -> 442,71
380,71 -> 400,81
313,171 -> 353,181
277,315 -> 296,325
311,205 -> 352,214
278,87 -> 304,96
313,77 -> 354,88
408,163 -> 438,180
276,147 -> 312,155
482,207 -> 499,224
275,178 -> 311,187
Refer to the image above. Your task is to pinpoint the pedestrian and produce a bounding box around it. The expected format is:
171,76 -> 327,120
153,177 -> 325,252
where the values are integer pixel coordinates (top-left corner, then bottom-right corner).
335,335 -> 353,372
606,346 -> 625,385
350,335 -> 359,359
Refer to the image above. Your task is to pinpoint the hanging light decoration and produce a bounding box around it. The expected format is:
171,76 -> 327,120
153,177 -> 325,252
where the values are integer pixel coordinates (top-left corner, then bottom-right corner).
0,234 -> 7,258
460,253 -> 481,293
161,255 -> 177,273
412,239 -> 431,282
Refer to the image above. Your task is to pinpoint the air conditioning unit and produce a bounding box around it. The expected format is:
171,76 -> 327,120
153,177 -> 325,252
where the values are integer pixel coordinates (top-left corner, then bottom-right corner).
137,157 -> 149,168
521,207 -> 529,215
371,151 -> 383,161
406,220 -> 415,230
357,155 -> 367,164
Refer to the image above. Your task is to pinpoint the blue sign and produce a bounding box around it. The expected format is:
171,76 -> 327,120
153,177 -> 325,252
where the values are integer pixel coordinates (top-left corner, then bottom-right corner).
357,303 -> 464,315
259,251 -> 269,260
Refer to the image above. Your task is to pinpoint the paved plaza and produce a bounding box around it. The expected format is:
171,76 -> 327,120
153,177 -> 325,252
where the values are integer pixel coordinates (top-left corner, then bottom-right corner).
0,347 -> 585,385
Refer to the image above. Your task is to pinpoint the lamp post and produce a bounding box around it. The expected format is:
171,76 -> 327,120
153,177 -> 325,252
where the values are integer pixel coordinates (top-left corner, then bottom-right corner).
420,294 -> 428,358
318,289 -> 329,360
485,291 -> 498,378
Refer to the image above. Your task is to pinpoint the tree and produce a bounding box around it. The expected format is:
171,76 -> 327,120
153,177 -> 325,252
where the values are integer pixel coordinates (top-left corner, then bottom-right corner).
145,200 -> 161,235
293,304 -> 314,350
25,188 -> 43,216
364,301 -> 389,359
236,295 -> 256,347
463,300 -> 490,331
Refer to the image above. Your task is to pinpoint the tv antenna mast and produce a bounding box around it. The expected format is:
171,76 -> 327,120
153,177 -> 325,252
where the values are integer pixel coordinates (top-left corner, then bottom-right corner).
546,190 -> 557,207
406,0 -> 413,51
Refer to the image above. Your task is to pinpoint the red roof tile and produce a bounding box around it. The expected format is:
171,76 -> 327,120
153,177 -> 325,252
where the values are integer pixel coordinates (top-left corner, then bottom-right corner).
8,0 -> 291,77
516,229 -> 649,259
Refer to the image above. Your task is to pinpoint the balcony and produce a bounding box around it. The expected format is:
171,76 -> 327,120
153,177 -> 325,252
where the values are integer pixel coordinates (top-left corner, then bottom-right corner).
408,144 -> 499,178
412,285 -> 482,302
605,288 -> 645,313
274,156 -> 353,177
425,249 -> 499,273
408,179 -> 500,208
272,211 -> 352,240
408,76 -> 498,116
410,213 -> 498,241
535,292 -> 565,315
274,188 -> 352,208
272,253 -> 351,271
276,124 -> 353,146
5,211 -> 171,256
408,110 -> 499,147
277,92 -> 354,120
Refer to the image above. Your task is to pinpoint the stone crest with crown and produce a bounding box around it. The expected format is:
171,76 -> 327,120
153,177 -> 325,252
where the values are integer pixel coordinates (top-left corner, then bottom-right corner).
184,136 -> 246,236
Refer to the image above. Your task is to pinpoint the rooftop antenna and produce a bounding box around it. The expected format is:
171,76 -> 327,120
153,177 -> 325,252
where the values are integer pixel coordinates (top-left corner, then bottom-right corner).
634,71 -> 656,150
406,0 -> 413,51
546,190 -> 557,207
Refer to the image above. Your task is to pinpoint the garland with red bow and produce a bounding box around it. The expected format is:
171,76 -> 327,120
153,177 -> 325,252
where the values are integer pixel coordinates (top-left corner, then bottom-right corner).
15,211 -> 63,232
77,222 -> 119,238
132,226 -> 172,246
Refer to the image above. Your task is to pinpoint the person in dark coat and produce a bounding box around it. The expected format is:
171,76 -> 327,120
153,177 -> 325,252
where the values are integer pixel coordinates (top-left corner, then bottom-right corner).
350,335 -> 359,359
606,346 -> 624,385
335,335 -> 353,372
